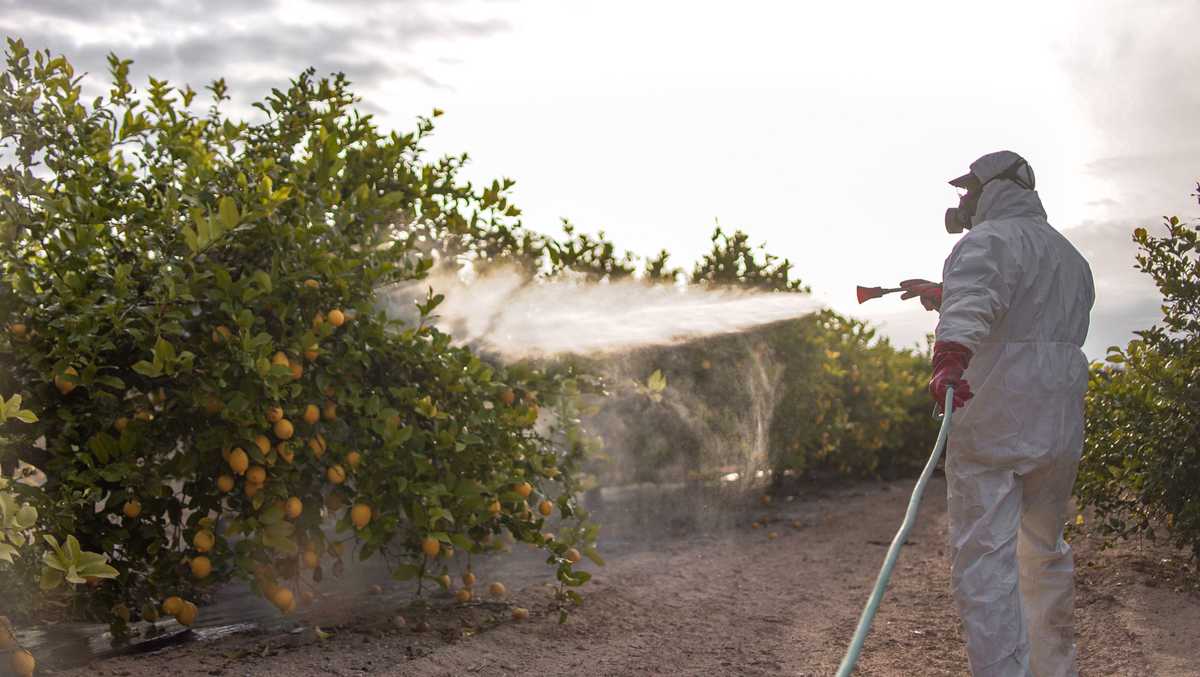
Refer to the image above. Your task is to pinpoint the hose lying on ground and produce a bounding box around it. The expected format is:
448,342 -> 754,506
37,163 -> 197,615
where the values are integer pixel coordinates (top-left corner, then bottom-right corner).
835,386 -> 955,677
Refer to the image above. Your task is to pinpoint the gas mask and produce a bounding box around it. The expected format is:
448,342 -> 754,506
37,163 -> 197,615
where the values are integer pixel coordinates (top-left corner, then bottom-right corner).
944,156 -> 1035,234
944,176 -> 982,234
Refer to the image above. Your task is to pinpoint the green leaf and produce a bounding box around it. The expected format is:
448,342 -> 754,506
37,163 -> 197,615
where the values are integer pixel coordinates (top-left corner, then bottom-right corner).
583,546 -> 605,567
647,369 -> 667,393
40,566 -> 65,590
252,270 -> 272,292
132,360 -> 161,378
182,225 -> 199,253
15,505 -> 37,530
153,336 -> 176,365
218,196 -> 240,229
0,542 -> 17,563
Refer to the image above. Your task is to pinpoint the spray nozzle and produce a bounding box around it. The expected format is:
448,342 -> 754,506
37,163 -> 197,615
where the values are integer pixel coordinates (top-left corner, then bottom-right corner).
856,285 -> 903,304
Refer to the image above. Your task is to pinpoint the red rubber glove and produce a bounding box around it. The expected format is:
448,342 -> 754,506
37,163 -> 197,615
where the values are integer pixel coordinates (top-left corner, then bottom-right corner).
929,340 -> 974,409
899,279 -> 943,311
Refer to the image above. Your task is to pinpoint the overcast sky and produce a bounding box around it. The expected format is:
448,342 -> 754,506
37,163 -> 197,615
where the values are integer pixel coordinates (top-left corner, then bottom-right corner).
3,0 -> 1196,358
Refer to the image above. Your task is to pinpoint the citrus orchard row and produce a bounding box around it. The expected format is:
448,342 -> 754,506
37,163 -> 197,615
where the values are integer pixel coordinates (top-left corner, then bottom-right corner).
0,41 -> 599,648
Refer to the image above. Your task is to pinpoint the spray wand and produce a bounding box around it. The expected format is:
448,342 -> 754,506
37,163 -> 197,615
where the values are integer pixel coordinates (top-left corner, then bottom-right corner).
855,285 -> 904,304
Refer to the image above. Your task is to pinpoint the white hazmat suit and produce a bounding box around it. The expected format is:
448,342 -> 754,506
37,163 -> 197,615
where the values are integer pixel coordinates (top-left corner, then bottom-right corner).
935,151 -> 1095,677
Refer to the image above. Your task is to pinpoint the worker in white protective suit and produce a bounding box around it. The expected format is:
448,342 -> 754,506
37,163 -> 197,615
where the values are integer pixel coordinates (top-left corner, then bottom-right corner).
899,150 -> 1095,677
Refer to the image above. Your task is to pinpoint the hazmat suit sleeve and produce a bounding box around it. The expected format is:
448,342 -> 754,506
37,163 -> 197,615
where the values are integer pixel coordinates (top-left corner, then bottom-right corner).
935,225 -> 1022,353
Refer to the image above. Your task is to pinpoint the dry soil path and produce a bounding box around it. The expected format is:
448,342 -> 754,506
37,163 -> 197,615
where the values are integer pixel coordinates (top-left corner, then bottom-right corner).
64,476 -> 1199,676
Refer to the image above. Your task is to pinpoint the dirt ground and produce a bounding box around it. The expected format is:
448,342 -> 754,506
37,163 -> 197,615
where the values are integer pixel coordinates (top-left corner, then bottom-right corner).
56,475 -> 1199,676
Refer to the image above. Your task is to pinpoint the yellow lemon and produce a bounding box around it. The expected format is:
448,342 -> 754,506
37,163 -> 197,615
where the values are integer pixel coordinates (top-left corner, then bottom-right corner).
286,496 -> 303,520
176,601 -> 198,626
55,366 -> 79,395
10,649 -> 35,677
162,596 -> 184,616
350,504 -> 371,529
273,418 -> 294,440
246,465 -> 266,486
190,556 -> 212,579
193,530 -> 215,553
326,465 -> 346,485
228,447 -> 249,475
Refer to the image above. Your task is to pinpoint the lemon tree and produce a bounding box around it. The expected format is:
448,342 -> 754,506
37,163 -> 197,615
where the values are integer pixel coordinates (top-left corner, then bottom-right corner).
0,39 -> 594,628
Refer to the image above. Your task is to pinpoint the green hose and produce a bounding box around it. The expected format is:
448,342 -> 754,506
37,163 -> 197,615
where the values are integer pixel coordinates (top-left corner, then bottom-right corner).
835,386 -> 955,677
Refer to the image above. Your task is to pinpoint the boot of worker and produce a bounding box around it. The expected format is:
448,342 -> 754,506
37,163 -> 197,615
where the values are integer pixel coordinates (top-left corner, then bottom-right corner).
947,454 -> 1032,677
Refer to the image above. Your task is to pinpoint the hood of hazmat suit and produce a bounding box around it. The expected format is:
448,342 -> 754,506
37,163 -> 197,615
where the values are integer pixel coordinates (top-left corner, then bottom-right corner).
935,151 -> 1095,677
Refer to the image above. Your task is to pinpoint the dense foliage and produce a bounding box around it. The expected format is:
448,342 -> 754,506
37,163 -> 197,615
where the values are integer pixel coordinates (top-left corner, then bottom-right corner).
0,40 -> 596,634
1076,193 -> 1200,559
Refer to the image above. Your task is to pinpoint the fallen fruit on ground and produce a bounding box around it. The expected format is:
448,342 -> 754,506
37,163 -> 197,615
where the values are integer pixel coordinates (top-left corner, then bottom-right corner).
511,607 -> 529,621
0,617 -> 15,650
489,581 -> 506,598
455,589 -> 472,603
10,648 -> 35,677
767,532 -> 779,540
162,596 -> 184,616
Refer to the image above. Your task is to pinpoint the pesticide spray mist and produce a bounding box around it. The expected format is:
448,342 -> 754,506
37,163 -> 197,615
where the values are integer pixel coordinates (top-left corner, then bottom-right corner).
381,266 -> 822,545
381,266 -> 821,359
